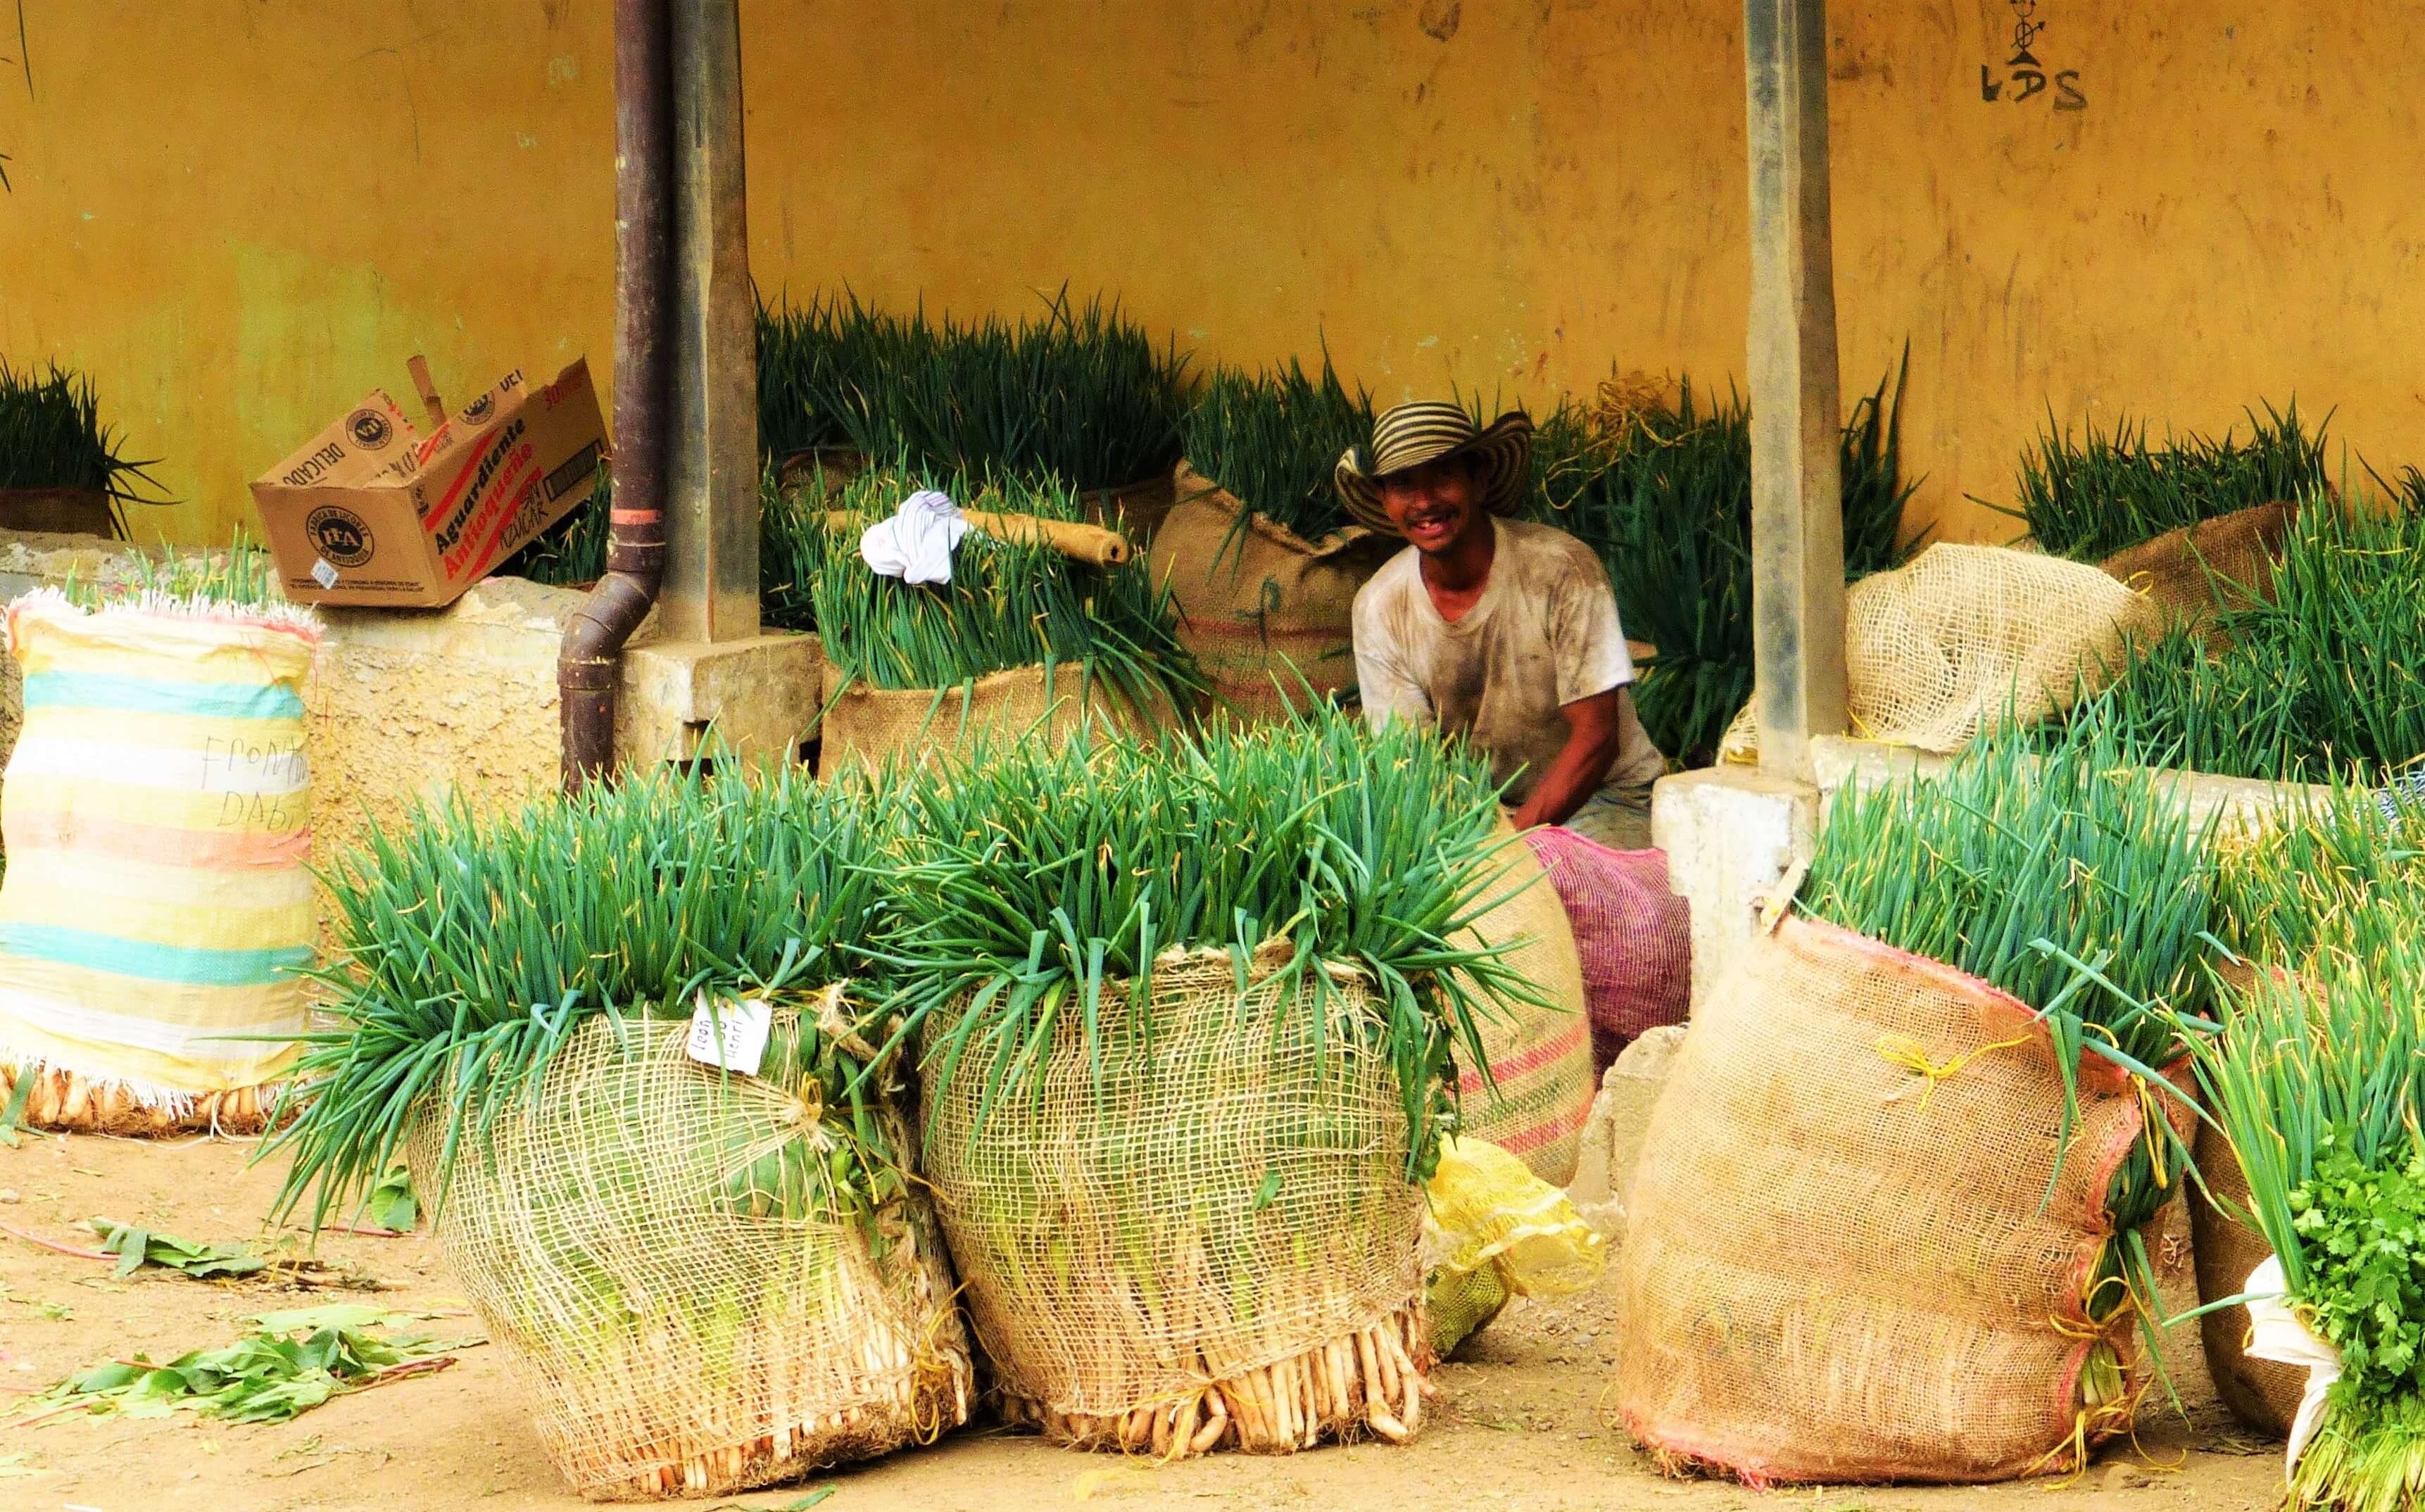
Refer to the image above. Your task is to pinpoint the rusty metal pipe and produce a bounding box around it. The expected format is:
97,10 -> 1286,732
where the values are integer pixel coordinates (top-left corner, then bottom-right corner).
561,0 -> 674,790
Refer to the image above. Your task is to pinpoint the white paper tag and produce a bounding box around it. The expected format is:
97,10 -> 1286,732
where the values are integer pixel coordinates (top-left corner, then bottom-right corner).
686,990 -> 772,1076
310,558 -> 341,590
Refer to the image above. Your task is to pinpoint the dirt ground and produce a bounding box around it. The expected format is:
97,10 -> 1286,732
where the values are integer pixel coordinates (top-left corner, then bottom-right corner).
0,1133 -> 2288,1512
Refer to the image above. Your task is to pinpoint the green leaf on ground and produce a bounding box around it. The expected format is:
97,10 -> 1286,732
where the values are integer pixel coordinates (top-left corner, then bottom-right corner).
11,1313 -> 462,1428
366,1164 -> 418,1233
86,1219 -> 265,1280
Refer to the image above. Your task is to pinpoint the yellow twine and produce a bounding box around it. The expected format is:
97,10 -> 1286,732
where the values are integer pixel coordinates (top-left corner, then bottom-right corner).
1875,1031 -> 2035,1111
2133,1075 -> 2173,1192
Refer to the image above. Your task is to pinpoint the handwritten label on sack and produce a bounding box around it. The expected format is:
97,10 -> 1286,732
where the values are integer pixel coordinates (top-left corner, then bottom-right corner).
686,990 -> 772,1076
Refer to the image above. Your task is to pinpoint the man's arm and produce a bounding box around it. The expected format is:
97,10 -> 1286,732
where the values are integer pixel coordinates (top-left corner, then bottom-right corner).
1510,686 -> 1631,829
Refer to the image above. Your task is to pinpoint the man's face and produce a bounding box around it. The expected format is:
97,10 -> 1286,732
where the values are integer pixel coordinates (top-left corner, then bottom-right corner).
1378,454 -> 1485,555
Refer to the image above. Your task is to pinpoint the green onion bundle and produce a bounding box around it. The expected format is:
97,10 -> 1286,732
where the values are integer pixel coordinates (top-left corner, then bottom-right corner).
1801,724 -> 2222,1359
2002,399 -> 2326,562
800,463 -> 1203,716
772,287 -> 1187,491
1523,350 -> 1919,764
756,291 -> 880,465
266,769 -> 979,1498
1179,352 -> 1374,541
267,765 -> 898,1225
876,707 -> 1536,1454
2040,495 -> 2425,783
0,359 -> 166,535
2190,791 -> 2425,1511
876,707 -> 1535,1176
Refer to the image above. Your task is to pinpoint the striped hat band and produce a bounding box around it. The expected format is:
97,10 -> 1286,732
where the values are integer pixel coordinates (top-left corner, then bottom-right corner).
1333,401 -> 1535,536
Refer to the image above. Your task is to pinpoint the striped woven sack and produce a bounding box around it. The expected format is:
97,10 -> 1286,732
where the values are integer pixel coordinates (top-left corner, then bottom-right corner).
1454,831 -> 1593,1185
0,590 -> 320,1130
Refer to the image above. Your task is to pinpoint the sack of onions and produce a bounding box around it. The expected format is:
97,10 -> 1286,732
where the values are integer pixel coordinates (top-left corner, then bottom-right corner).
883,708 -> 1543,1457
265,769 -> 971,1501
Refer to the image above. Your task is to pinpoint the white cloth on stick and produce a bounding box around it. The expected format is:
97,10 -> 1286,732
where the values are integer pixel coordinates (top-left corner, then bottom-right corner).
2243,1253 -> 2343,1478
859,489 -> 967,586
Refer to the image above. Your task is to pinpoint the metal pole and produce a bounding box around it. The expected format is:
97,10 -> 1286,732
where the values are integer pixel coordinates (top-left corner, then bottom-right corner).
662,0 -> 760,643
1744,0 -> 1848,779
560,0 -> 672,791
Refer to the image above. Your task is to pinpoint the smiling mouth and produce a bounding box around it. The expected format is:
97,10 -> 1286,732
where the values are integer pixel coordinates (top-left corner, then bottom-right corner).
1406,512 -> 1455,535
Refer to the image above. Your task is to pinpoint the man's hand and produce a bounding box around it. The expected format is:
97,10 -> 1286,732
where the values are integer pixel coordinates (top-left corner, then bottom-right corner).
1510,687 -> 1628,830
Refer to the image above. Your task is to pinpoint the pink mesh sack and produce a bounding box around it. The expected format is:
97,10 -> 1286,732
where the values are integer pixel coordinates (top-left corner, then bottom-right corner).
1520,829 -> 1692,1074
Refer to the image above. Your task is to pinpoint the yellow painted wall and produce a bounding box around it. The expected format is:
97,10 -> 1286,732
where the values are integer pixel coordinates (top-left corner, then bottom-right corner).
3,2 -> 2419,549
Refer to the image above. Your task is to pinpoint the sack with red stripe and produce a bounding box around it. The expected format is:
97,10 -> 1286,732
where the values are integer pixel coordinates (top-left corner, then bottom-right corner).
1523,828 -> 1692,1075
0,588 -> 320,1133
1454,831 -> 1593,1185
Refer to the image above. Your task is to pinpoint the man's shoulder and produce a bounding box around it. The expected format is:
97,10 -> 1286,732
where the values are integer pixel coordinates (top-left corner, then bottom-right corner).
1499,516 -> 1611,587
1352,542 -> 1425,616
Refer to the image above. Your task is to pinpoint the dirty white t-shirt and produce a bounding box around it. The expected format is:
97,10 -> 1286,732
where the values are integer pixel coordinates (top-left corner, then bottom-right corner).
1352,516 -> 1668,804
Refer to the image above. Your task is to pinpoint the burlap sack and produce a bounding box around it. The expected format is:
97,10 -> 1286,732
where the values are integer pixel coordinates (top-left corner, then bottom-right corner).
921,948 -> 1435,1456
1082,469 -> 1178,544
1720,544 -> 2160,761
2097,501 -> 2293,634
1613,917 -> 2182,1485
1147,465 -> 1398,720
1456,836 -> 1594,1185
814,662 -> 1162,779
2191,1116 -> 2304,1438
415,1007 -> 973,1501
1520,829 -> 1691,1075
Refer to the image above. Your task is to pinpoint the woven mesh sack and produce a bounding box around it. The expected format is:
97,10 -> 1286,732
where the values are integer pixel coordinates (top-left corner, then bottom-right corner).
1718,543 -> 2159,760
2096,500 -> 2292,635
1147,466 -> 1397,721
921,947 -> 1435,1457
1612,917 -> 2190,1486
1520,829 -> 1691,1075
1454,835 -> 1594,1185
414,1004 -> 973,1501
814,661 -> 1164,778
0,591 -> 320,1134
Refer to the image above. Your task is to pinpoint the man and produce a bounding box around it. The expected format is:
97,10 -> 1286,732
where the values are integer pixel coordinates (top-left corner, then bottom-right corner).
1337,401 -> 1667,848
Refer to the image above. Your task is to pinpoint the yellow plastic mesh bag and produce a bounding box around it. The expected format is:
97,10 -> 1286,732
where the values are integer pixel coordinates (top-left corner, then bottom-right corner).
1423,1134 -> 1607,1356
921,947 -> 1435,1456
1719,543 -> 2159,761
414,1004 -> 973,1501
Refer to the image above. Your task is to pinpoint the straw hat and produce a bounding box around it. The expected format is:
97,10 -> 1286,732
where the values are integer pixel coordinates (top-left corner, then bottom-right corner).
1334,401 -> 1535,535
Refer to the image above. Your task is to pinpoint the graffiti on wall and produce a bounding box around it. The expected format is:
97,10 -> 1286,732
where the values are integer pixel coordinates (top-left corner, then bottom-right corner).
1980,0 -> 2086,111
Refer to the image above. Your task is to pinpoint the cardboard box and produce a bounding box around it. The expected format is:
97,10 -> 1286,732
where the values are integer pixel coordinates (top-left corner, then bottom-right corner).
251,356 -> 607,608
